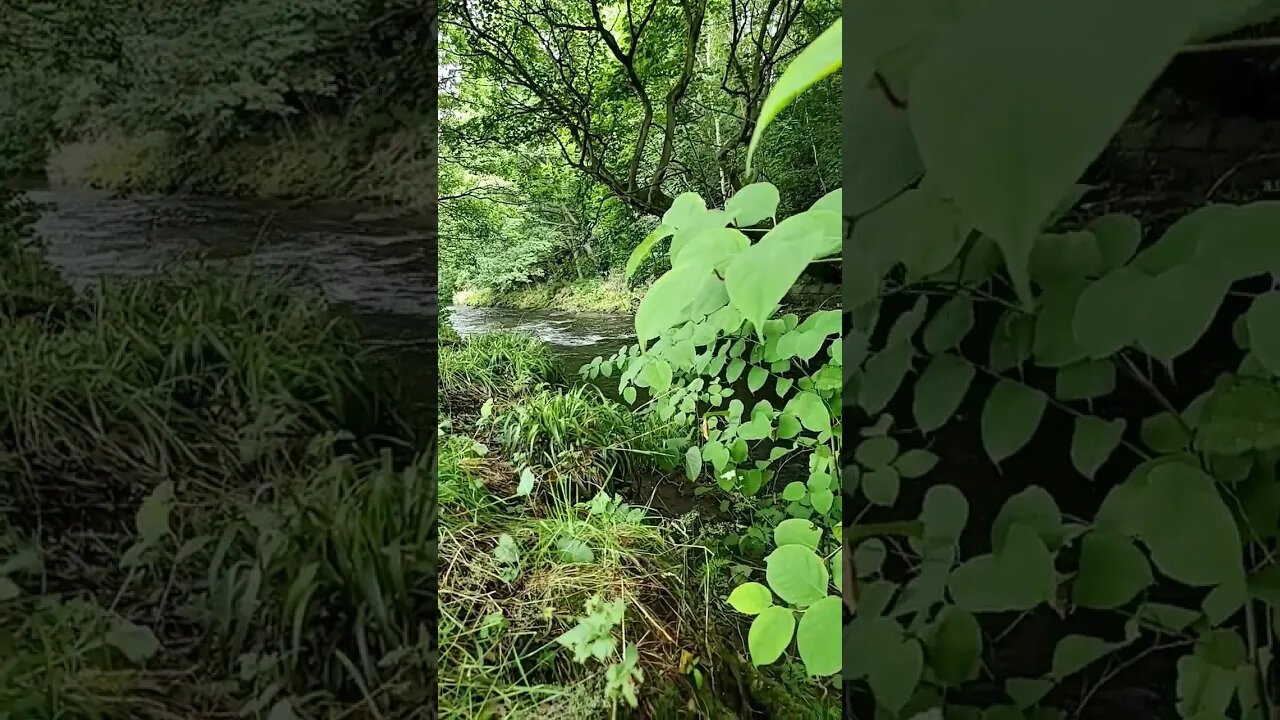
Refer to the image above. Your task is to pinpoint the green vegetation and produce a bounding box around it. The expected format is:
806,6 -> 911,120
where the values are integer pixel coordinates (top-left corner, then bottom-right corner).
437,8 -> 842,716
0,189 -> 436,718
840,2 -> 1280,719
439,0 -> 840,310
0,2 -> 436,206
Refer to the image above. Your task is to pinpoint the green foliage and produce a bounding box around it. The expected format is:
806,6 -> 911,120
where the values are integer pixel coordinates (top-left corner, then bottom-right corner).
582,38 -> 844,676
840,1 -> 1280,716
439,331 -> 564,413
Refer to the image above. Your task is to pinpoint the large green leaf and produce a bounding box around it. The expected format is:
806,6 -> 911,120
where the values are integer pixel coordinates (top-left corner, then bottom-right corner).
1073,267 -> 1149,357
1247,292 -> 1280,376
1137,263 -> 1230,366
747,19 -> 842,171
635,264 -> 710,342
949,523 -> 1056,612
909,0 -> 1205,305
725,239 -> 811,339
1139,463 -> 1244,587
928,607 -> 982,686
728,582 -> 774,615
748,606 -> 795,666
1073,531 -> 1152,608
765,545 -> 829,606
796,596 -> 842,677
844,88 -> 924,218
725,183 -> 781,227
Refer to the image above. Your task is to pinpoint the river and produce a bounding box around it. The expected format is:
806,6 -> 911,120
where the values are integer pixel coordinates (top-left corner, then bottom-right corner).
24,187 -> 634,417
446,303 -> 634,374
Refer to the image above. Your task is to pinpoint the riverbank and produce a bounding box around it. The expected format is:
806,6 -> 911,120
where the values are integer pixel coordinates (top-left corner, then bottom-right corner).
44,121 -> 434,209
0,190 -> 436,718
436,328 -> 839,718
454,276 -> 643,314
454,276 -> 842,315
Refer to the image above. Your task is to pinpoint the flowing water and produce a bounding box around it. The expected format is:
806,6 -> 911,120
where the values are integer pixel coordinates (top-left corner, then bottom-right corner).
26,186 -> 438,421
25,186 -> 635,418
447,303 -> 634,374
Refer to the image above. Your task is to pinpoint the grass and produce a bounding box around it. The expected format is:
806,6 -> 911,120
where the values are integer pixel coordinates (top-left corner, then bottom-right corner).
0,190 -> 436,719
437,434 -> 703,719
439,331 -> 564,417
453,276 -> 643,314
436,330 -> 837,718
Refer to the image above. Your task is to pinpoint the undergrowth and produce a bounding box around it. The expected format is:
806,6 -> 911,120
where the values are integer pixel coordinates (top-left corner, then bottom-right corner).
0,188 -> 436,719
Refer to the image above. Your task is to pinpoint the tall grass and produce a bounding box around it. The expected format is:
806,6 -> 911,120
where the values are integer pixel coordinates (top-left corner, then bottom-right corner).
438,332 -> 563,415
0,268 -> 396,504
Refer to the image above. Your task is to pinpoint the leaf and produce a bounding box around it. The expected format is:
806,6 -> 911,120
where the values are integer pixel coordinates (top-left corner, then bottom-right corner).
908,0 -> 1205,305
1195,375 -> 1280,455
895,449 -> 939,479
810,489 -> 835,515
1071,416 -> 1126,480
726,241 -> 811,338
1073,267 -> 1150,358
1006,677 -> 1055,709
863,468 -> 901,507
981,380 -> 1047,464
929,607 -> 982,686
266,700 -> 299,720
913,353 -> 974,432
1247,292 -> 1280,376
726,183 -> 781,226
1088,212 -> 1143,270
765,545 -> 829,606
992,487 -> 1063,552
1051,634 -> 1122,680
136,480 -> 174,542
949,524 -> 1056,612
1029,230 -> 1103,288
923,296 -> 974,353
516,467 -> 536,497
796,596 -> 842,676
1137,264 -> 1230,365
774,519 -> 823,550
1149,205 -> 1230,275
855,539 -> 887,577
747,366 -> 768,392
747,18 -> 842,171
869,634 -> 924,714
683,447 -> 701,482
556,537 -> 595,564
662,192 -> 708,231
1074,531 -> 1153,609
845,87 -> 925,218
1141,412 -> 1190,453
106,619 -> 161,664
635,264 -> 708,342
990,311 -> 1034,371
1056,359 -> 1115,401
858,341 -> 914,415
625,225 -> 674,279
748,606 -> 796,666
728,582 -> 774,615
639,357 -> 673,394
782,481 -> 807,502
1033,285 -> 1087,367
1139,463 -> 1243,587
921,485 -> 969,545
855,437 -> 899,468
784,391 -> 831,433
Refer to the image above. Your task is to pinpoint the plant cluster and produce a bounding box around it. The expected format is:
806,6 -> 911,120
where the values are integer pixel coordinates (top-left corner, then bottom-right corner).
837,2 -> 1280,718
578,15 -> 844,683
